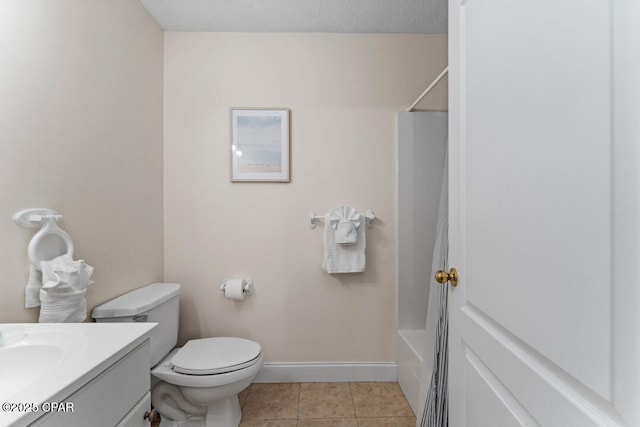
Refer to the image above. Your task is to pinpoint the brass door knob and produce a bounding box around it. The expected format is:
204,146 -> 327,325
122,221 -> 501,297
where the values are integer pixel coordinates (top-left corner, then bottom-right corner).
435,268 -> 458,287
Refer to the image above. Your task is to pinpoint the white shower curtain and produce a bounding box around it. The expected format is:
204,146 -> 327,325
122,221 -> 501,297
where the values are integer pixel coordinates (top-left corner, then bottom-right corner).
420,153 -> 448,427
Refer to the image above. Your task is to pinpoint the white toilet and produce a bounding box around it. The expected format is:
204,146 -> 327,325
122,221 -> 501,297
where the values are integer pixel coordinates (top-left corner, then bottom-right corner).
92,283 -> 263,427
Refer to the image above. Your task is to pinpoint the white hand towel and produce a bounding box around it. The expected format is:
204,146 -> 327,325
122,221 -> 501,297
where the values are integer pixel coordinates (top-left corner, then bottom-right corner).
322,213 -> 366,273
25,265 -> 42,308
330,206 -> 361,244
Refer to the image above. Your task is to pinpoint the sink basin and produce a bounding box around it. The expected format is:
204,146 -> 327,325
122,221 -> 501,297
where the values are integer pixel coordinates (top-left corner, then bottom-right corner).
0,326 -> 88,402
0,345 -> 64,398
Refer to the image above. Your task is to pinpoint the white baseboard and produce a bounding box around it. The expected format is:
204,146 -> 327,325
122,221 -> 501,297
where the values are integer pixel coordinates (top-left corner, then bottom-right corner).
253,362 -> 398,383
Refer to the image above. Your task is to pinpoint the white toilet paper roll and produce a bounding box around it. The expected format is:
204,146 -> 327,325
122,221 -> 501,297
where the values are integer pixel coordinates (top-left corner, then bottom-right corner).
224,279 -> 245,300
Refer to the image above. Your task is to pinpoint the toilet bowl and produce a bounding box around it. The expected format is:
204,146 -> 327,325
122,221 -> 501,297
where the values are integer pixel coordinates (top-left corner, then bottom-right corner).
91,283 -> 262,427
151,338 -> 263,427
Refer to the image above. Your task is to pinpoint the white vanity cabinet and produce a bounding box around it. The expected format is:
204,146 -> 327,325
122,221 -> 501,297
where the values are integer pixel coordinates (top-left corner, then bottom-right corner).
0,323 -> 156,427
31,341 -> 151,427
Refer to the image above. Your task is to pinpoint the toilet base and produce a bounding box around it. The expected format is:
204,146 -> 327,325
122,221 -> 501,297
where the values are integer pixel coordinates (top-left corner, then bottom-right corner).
151,348 -> 263,427
156,396 -> 242,427
205,396 -> 242,427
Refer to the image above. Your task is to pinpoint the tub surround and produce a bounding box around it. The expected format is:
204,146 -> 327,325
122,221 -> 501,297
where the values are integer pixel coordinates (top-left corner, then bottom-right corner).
395,112 -> 448,415
397,330 -> 426,415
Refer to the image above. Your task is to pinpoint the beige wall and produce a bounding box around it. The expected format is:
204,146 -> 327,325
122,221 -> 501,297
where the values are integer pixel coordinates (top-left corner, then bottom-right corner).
164,33 -> 447,362
0,0 -> 164,322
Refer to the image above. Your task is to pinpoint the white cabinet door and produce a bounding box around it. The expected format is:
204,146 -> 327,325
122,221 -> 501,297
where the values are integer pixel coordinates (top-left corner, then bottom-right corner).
32,343 -> 150,427
117,393 -> 151,427
447,0 -> 640,425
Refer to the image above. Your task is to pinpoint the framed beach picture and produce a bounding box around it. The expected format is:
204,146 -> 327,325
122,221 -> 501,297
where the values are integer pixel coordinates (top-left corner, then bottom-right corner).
230,108 -> 290,182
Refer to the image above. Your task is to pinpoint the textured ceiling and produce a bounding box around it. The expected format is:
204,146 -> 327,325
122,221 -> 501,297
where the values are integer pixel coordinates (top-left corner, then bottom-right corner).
139,0 -> 447,34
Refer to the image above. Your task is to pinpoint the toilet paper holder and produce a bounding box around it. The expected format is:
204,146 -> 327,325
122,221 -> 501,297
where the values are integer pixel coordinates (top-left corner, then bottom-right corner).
220,278 -> 254,296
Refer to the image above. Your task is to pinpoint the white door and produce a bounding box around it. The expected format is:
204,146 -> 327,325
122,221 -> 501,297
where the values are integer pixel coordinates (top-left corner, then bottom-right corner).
447,0 -> 640,425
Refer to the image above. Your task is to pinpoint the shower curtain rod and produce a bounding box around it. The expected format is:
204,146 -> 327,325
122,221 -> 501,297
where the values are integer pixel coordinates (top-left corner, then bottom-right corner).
406,66 -> 449,112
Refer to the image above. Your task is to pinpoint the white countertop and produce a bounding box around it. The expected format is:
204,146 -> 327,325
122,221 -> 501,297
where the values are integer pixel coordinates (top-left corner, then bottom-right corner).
0,322 -> 156,427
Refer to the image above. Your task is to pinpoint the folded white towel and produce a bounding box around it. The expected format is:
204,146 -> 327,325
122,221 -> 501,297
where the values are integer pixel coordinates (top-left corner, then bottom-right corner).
24,265 -> 43,308
322,213 -> 366,273
37,254 -> 94,322
330,206 -> 361,244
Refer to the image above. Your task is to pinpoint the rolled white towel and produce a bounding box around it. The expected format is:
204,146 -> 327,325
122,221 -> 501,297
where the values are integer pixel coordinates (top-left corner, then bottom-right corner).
38,288 -> 87,323
38,254 -> 95,323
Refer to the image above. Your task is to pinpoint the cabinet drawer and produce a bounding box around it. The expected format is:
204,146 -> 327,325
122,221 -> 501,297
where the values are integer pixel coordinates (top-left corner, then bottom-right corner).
32,341 -> 150,427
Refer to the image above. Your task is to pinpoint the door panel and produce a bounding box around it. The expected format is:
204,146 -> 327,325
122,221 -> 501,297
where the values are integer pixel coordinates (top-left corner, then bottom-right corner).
448,0 -> 639,425
461,305 -> 609,426
464,349 -> 538,427
464,0 -> 611,397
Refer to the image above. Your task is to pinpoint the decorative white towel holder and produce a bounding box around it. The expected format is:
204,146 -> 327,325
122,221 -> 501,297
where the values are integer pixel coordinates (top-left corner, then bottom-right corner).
13,208 -> 74,269
13,208 -> 61,228
309,209 -> 375,229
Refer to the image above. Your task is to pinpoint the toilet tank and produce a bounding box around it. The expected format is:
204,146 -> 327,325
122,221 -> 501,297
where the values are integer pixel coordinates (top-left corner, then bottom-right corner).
92,283 -> 181,367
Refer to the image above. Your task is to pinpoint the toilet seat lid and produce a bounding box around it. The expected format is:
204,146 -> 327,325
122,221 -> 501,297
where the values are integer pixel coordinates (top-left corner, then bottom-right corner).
171,337 -> 262,375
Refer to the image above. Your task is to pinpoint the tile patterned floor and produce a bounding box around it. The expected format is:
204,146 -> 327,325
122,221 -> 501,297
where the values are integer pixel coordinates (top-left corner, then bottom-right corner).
238,382 -> 416,427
